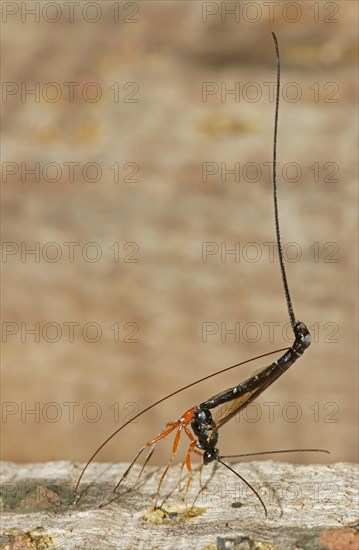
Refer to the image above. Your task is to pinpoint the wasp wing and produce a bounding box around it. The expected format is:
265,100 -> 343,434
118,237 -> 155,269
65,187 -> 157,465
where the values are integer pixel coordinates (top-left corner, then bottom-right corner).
212,389 -> 258,429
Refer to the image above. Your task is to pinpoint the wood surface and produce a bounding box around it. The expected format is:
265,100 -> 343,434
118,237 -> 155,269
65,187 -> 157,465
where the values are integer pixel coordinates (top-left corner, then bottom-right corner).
1,461 -> 358,549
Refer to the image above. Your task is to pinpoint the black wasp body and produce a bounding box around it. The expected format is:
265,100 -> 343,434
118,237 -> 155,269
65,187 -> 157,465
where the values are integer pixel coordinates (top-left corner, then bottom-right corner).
192,321 -> 311,465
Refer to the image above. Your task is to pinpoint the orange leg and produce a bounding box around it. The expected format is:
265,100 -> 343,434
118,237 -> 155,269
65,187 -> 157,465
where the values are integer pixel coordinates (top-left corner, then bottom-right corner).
147,421 -> 180,447
152,408 -> 196,508
183,440 -> 197,505
154,424 -> 185,508
198,463 -> 204,490
146,406 -> 196,448
177,426 -> 203,504
114,407 -> 197,508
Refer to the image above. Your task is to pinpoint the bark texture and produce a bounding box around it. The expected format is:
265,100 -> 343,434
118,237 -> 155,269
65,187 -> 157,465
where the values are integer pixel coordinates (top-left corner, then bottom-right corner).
1,461 -> 358,549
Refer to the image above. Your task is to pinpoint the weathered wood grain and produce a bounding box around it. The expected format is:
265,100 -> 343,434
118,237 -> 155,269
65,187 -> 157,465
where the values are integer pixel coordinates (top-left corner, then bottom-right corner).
1,461 -> 358,549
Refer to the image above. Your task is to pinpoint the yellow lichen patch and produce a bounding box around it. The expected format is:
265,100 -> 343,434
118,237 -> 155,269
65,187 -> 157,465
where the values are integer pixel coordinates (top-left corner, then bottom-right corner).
254,542 -> 275,550
0,527 -> 56,549
143,504 -> 206,524
201,544 -> 217,550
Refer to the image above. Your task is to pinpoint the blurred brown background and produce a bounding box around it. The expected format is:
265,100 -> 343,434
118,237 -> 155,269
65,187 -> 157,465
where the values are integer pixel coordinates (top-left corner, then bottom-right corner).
2,1 -> 358,471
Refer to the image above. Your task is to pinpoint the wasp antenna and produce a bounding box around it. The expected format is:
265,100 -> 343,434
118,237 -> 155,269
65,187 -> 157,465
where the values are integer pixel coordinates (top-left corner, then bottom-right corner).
219,448 -> 330,460
217,458 -> 268,517
271,31 -> 296,330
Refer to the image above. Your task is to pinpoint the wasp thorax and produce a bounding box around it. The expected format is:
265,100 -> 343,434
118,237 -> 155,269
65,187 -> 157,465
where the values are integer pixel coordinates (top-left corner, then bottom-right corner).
191,406 -> 219,461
